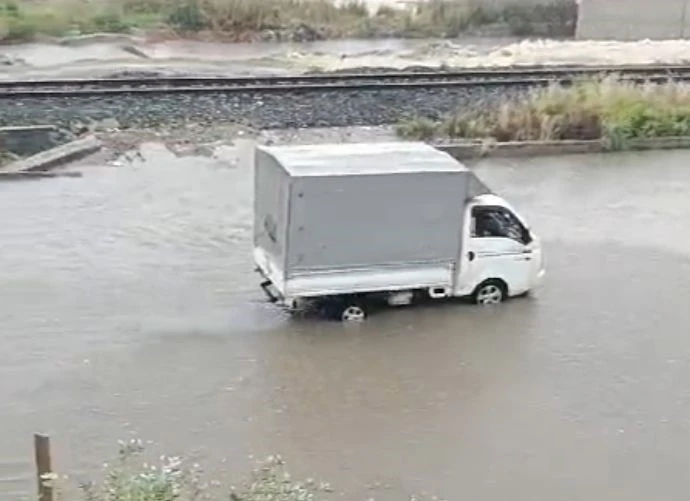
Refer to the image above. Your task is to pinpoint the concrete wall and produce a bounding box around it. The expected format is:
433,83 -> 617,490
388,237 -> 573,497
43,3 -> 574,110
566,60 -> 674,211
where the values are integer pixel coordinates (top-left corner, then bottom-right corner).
577,0 -> 690,40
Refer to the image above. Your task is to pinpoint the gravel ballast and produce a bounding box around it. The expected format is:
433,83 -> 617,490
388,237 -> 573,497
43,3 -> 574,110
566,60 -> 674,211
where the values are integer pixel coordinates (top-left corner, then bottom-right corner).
0,85 -> 532,130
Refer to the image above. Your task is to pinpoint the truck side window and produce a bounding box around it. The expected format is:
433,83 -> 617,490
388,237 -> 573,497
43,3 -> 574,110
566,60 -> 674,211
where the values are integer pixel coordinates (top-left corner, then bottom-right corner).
472,207 -> 529,244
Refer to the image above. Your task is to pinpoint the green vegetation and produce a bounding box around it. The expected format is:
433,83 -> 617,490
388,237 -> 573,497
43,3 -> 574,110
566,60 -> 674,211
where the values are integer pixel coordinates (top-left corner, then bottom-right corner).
0,0 -> 577,43
42,439 -> 351,501
396,77 -> 690,148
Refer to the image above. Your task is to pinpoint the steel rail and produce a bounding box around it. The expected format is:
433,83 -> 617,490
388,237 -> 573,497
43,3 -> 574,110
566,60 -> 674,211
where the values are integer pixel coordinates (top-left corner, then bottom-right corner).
3,63 -> 690,87
1,64 -> 689,98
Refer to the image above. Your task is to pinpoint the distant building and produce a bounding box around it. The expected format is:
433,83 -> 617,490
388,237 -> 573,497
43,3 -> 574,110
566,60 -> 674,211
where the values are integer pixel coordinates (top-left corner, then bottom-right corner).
577,0 -> 690,40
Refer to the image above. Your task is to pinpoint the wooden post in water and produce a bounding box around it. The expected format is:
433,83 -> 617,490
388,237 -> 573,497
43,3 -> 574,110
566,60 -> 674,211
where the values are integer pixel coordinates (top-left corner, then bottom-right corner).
33,433 -> 54,501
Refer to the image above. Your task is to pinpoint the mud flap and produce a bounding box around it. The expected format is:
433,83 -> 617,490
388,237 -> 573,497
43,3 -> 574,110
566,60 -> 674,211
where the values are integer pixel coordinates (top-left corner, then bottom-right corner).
260,279 -> 279,303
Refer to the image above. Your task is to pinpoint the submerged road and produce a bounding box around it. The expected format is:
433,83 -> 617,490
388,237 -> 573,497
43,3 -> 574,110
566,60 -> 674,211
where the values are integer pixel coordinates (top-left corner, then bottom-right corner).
2,146 -> 690,500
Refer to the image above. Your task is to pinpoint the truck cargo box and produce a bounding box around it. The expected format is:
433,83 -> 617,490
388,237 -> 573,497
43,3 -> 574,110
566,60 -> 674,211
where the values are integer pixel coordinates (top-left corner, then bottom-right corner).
253,142 -> 491,298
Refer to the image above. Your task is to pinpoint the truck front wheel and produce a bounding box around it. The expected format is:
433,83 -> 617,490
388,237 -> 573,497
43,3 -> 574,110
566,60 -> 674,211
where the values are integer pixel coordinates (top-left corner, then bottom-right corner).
320,298 -> 368,322
472,279 -> 507,305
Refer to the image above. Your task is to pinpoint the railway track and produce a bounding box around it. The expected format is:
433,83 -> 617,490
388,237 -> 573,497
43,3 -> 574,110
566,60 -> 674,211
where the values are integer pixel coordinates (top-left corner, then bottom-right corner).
2,64 -> 690,97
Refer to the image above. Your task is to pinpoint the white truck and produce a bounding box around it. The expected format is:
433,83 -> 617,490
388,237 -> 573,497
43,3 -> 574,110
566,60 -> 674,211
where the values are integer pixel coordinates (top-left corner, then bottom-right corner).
252,141 -> 545,321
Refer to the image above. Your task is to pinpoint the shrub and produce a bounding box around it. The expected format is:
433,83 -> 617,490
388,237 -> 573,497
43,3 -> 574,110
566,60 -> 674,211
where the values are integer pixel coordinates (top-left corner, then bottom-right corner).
395,116 -> 439,140
502,0 -> 578,37
166,0 -> 207,31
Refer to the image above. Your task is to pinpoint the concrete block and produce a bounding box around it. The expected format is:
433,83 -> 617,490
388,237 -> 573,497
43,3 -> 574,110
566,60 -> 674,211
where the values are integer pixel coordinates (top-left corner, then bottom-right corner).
2,135 -> 102,173
0,125 -> 60,156
437,139 -> 605,159
626,136 -> 690,149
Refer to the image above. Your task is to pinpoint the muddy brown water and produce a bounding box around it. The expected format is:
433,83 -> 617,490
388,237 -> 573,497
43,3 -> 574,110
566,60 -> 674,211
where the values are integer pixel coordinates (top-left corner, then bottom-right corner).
0,37 -> 518,80
2,146 -> 690,500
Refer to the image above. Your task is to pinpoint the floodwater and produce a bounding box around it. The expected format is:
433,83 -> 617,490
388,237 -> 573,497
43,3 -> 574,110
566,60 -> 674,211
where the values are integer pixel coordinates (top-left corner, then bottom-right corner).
0,37 -> 518,80
6,37 -> 690,80
3,145 -> 690,500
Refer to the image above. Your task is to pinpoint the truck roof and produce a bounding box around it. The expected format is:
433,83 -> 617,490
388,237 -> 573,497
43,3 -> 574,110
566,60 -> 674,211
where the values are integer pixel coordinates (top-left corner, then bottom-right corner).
257,141 -> 468,177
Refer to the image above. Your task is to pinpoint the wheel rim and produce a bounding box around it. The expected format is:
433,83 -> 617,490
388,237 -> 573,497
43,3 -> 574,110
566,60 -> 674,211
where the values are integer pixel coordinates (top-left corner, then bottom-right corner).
342,305 -> 365,322
476,285 -> 503,305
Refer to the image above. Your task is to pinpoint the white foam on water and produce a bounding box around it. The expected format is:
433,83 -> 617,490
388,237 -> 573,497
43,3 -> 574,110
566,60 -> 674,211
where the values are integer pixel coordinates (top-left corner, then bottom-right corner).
274,39 -> 690,71
5,34 -> 690,80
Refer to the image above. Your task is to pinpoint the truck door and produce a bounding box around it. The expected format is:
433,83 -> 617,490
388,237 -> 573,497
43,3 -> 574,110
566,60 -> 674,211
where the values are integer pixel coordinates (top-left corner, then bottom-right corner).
462,205 -> 534,296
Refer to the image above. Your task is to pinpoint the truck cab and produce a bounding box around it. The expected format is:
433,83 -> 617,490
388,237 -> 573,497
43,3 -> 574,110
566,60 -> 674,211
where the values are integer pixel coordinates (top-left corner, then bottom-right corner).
453,194 -> 545,303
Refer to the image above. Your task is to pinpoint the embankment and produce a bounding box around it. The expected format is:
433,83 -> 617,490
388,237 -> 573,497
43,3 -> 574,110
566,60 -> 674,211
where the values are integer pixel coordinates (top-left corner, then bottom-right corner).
397,75 -> 690,154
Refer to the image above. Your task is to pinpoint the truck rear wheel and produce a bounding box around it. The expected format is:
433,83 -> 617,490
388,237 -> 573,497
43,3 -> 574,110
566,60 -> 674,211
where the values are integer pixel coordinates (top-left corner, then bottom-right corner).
341,304 -> 367,322
473,279 -> 506,305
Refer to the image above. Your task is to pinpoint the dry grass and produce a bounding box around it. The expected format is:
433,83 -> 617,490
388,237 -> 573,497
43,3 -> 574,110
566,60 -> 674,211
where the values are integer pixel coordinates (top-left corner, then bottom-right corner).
0,0 -> 577,43
396,76 -> 690,147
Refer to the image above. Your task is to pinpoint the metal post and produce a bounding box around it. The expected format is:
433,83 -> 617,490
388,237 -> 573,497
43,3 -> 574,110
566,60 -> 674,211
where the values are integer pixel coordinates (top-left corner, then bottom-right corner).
681,0 -> 688,38
34,434 -> 54,501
